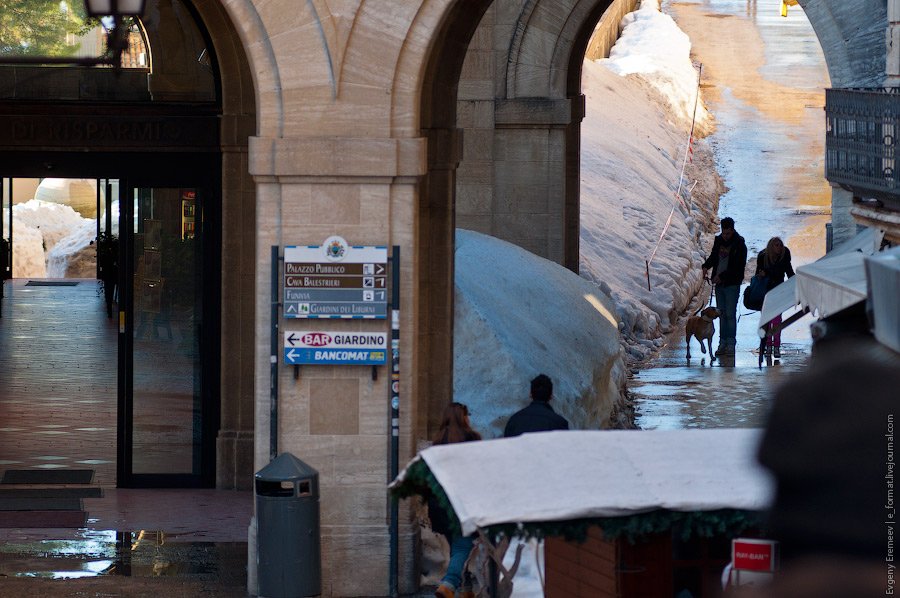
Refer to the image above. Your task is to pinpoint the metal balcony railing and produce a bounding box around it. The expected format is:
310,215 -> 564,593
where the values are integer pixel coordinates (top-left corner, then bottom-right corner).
825,88 -> 900,201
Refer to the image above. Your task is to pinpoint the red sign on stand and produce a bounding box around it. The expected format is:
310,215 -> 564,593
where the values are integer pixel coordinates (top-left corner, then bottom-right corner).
732,538 -> 778,572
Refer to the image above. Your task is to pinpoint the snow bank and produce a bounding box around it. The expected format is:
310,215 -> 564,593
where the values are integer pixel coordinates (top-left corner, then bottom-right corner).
602,0 -> 713,135
453,229 -> 627,435
10,198 -> 112,279
579,0 -> 722,364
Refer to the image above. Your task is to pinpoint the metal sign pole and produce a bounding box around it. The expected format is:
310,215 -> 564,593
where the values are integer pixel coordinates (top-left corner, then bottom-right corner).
389,246 -> 400,597
270,245 -> 280,460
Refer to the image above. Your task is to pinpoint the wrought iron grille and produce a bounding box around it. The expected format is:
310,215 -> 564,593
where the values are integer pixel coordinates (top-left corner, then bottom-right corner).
825,88 -> 900,201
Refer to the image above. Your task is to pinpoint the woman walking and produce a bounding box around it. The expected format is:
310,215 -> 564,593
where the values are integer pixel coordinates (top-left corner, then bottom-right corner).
757,236 -> 795,358
430,402 -> 481,598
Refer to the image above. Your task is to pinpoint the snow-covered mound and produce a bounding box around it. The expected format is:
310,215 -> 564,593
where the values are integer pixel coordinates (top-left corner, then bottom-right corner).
46,219 -> 99,278
602,0 -> 713,135
10,198 -> 116,279
453,229 -> 627,436
578,0 -> 723,363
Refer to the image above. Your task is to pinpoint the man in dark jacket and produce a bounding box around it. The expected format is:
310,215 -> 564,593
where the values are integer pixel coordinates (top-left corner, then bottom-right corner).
503,374 -> 569,437
701,217 -> 747,356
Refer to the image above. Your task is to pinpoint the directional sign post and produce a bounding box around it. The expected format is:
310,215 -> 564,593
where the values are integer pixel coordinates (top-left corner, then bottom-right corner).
284,331 -> 388,365
284,236 -> 388,319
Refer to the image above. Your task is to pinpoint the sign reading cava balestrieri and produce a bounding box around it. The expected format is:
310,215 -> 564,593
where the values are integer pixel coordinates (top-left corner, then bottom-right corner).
283,236 -> 388,319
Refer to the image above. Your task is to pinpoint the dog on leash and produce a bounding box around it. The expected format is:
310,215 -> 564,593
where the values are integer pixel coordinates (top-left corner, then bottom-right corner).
685,306 -> 721,360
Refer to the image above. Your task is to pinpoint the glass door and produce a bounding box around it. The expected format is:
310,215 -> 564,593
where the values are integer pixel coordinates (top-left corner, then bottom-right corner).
1,178 -> 11,281
119,183 -> 210,486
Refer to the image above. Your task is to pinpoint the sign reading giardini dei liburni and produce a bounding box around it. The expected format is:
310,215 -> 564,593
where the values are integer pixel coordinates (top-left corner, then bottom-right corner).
283,236 -> 388,319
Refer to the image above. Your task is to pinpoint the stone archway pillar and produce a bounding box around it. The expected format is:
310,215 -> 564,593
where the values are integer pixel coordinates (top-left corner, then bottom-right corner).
247,133 -> 428,596
492,97 -> 582,266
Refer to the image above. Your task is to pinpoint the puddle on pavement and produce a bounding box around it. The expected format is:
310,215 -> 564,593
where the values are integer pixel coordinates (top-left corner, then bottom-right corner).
0,530 -> 247,582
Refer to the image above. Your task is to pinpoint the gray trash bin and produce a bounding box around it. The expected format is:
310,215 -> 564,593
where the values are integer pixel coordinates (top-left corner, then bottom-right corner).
256,452 -> 321,598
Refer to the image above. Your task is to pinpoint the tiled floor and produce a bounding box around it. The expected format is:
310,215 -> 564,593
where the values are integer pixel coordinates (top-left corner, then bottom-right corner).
0,279 -> 252,547
0,279 -> 118,485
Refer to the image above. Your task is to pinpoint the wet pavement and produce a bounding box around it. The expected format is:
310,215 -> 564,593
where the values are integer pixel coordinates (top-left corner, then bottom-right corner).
632,298 -> 813,429
0,489 -> 252,596
634,0 -> 831,428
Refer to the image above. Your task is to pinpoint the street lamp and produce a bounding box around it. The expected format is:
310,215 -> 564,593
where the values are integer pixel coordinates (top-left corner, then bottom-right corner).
0,0 -> 147,66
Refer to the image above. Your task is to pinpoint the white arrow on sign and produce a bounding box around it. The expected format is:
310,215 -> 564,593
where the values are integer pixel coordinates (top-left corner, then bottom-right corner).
376,264 -> 385,275
286,304 -> 297,313
287,348 -> 298,362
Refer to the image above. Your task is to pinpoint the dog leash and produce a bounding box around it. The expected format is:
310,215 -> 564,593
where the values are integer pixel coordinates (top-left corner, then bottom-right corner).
692,278 -> 715,316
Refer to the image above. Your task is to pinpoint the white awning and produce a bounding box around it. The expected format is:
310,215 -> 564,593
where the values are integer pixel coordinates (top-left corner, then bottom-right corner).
758,278 -> 800,336
393,429 -> 773,536
796,251 -> 868,318
757,227 -> 884,335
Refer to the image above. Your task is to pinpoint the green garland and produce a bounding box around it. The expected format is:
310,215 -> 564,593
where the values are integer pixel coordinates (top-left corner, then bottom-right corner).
392,458 -> 764,544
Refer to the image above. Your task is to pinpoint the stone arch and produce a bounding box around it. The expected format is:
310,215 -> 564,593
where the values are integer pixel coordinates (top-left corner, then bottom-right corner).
796,0 -> 886,88
180,0 -> 259,490
455,0 -> 637,271
505,0 -> 618,99
412,0 -> 495,441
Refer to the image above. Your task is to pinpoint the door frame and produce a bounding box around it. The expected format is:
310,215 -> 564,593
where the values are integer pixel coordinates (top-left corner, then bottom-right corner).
118,163 -> 221,488
0,148 -> 221,488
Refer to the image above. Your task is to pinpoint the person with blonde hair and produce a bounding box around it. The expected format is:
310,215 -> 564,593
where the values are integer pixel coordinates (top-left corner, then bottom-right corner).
756,236 -> 794,358
430,402 -> 481,598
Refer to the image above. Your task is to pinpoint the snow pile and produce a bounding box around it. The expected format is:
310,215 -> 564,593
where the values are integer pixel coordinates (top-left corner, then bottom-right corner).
454,229 -> 627,435
10,197 -> 114,279
10,223 -> 47,279
601,0 -> 713,135
578,1 -> 722,363
47,219 -> 100,278
12,199 -> 89,255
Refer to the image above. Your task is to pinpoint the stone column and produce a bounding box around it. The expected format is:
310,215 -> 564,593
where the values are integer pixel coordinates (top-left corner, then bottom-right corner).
888,0 -> 900,87
248,135 -> 428,596
830,186 -> 858,249
493,98 -> 575,265
217,112 -> 257,490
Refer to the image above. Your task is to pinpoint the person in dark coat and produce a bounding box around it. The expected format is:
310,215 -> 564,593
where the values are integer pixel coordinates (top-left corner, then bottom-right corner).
756,236 -> 795,358
503,374 -> 569,437
430,402 -> 480,598
701,217 -> 748,356
724,339 -> 900,598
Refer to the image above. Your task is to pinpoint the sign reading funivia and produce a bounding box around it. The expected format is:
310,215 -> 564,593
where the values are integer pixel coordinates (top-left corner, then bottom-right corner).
284,236 -> 388,319
284,331 -> 388,365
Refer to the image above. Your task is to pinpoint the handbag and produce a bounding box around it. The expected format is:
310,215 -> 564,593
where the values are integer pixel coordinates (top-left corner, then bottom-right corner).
743,275 -> 767,311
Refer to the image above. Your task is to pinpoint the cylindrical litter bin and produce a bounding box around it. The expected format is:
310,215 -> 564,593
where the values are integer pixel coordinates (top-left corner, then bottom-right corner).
256,452 -> 321,598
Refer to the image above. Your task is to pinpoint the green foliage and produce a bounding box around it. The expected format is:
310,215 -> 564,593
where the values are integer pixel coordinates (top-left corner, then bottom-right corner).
0,0 -> 96,58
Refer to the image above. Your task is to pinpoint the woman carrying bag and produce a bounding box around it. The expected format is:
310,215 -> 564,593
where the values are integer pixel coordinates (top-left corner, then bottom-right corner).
756,236 -> 795,358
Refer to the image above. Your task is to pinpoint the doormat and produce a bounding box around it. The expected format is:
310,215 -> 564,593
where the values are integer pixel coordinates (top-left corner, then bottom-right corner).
1,469 -> 95,484
0,510 -> 87,528
0,498 -> 83,511
25,281 -> 79,286
0,487 -> 102,498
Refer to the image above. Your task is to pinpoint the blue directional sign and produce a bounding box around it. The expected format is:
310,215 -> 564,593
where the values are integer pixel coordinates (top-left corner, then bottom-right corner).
283,331 -> 388,365
284,236 -> 388,319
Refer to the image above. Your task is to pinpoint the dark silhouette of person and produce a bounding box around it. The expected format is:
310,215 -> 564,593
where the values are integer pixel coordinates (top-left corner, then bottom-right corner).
702,216 -> 748,355
756,236 -> 795,357
728,339 -> 900,597
503,374 -> 569,437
